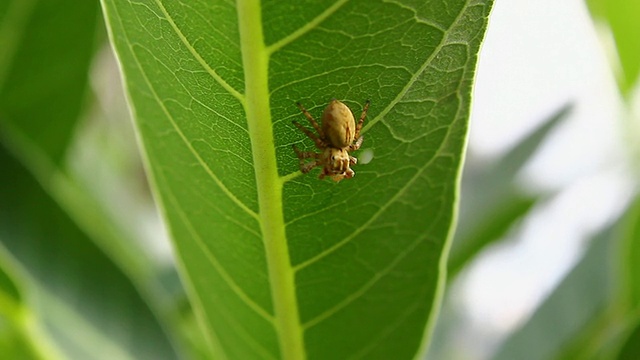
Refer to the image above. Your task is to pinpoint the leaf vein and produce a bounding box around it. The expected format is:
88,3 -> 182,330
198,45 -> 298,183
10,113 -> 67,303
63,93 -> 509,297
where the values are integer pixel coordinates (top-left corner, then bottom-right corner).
266,0 -> 350,54
301,231 -> 428,330
347,288 -> 429,359
152,0 -> 245,102
127,44 -> 259,220
381,0 -> 448,32
163,172 -> 276,334
269,64 -> 412,98
161,175 -> 274,358
362,0 -> 471,134
115,5 -> 270,325
104,4 -> 233,357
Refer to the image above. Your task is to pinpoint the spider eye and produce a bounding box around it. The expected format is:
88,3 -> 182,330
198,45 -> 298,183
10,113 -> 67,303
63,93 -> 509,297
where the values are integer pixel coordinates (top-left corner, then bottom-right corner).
331,156 -> 335,160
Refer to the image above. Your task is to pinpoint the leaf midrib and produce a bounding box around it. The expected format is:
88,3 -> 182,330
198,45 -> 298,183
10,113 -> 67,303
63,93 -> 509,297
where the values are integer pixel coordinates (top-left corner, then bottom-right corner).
236,1 -> 305,359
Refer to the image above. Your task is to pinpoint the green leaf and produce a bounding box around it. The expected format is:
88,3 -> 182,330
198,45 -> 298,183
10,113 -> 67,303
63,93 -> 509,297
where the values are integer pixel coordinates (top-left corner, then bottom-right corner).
0,245 -> 37,360
0,0 -> 100,163
587,0 -> 640,95
102,0 -> 493,358
491,193 -> 640,360
621,193 -> 640,310
450,195 -> 536,278
0,145 -> 177,359
0,1 -> 201,358
617,317 -> 640,360
0,250 -> 21,309
449,104 -> 572,278
0,0 -> 194,351
492,222 -> 617,360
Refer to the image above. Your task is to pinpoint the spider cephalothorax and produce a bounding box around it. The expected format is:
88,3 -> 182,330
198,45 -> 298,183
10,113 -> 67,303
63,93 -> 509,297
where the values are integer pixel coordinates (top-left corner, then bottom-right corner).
292,99 -> 370,182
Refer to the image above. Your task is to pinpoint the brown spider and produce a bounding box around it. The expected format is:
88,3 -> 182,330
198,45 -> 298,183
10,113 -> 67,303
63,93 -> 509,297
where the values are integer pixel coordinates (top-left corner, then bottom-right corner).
292,99 -> 370,182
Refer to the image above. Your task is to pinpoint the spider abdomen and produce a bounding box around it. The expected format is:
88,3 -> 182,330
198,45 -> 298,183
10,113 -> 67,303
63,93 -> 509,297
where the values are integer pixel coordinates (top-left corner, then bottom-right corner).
322,100 -> 356,148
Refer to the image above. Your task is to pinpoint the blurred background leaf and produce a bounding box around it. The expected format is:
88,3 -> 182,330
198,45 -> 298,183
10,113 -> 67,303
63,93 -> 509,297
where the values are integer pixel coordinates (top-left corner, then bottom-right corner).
428,104 -> 573,360
586,0 -> 640,96
0,0 -> 192,357
616,318 -> 640,360
0,0 -> 146,278
0,243 -> 52,360
621,194 -> 640,312
491,220 -> 616,360
492,191 -> 640,360
0,0 -> 99,163
449,104 -> 572,279
0,145 -> 177,359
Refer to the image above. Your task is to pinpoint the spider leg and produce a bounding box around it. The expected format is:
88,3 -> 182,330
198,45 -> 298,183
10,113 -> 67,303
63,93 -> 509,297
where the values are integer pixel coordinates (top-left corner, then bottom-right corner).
348,136 -> 363,151
345,168 -> 355,179
293,145 -> 321,173
349,155 -> 357,165
353,99 -> 370,140
292,121 -> 326,149
296,102 -> 325,139
292,145 -> 319,160
301,161 -> 321,173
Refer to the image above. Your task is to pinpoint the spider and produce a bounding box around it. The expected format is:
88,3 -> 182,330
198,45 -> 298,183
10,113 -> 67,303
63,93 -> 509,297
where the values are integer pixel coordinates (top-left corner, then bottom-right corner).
292,99 -> 370,182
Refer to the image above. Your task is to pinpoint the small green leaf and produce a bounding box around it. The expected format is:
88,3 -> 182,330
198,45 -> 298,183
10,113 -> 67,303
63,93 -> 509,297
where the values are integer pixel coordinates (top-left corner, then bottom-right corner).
102,0 -> 493,358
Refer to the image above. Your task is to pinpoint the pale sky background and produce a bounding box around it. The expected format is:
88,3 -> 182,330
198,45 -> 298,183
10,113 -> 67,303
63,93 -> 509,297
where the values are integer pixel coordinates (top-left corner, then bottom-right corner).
452,0 -> 638,358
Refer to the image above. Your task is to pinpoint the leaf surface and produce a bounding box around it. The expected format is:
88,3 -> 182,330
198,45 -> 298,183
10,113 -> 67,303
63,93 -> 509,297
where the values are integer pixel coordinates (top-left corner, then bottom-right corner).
101,0 -> 493,358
